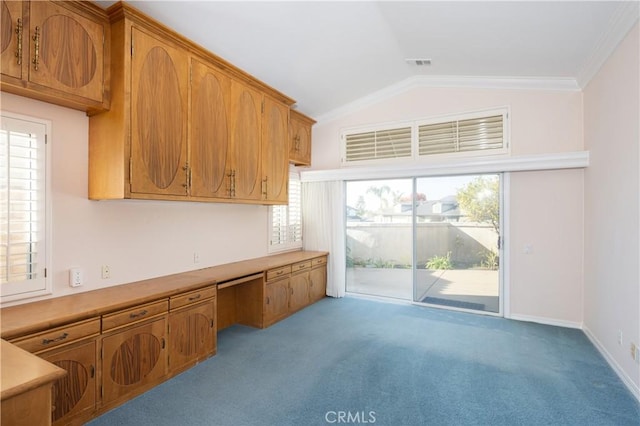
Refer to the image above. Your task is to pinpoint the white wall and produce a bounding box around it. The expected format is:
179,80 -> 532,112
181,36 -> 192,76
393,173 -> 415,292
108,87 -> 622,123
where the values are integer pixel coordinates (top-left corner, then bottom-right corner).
1,92 -> 270,307
311,85 -> 585,326
583,23 -> 640,394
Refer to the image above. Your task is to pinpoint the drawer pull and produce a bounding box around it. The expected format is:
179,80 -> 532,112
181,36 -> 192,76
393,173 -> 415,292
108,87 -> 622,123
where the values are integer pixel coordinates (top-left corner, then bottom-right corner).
129,309 -> 148,319
298,265 -> 305,269
42,332 -> 68,345
188,294 -> 201,301
276,270 -> 283,275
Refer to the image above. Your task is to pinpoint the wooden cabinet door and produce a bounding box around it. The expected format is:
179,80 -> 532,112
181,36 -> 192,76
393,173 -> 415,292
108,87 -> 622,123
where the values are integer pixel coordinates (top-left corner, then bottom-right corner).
168,300 -> 216,373
262,96 -> 289,203
130,27 -> 189,197
264,277 -> 289,326
229,79 -> 262,201
309,265 -> 327,303
289,272 -> 309,312
28,0 -> 105,102
39,339 -> 97,425
1,0 -> 23,79
101,317 -> 167,406
190,59 -> 231,199
289,111 -> 312,166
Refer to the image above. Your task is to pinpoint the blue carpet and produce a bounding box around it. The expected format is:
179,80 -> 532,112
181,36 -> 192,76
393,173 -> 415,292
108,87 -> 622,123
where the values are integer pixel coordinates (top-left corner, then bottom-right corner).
88,297 -> 640,426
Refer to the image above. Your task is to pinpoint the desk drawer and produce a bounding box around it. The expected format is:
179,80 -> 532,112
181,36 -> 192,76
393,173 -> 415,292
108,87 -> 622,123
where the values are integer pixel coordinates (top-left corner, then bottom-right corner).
102,300 -> 168,331
266,265 -> 291,281
10,317 -> 101,354
312,256 -> 327,267
291,261 -> 311,273
170,286 -> 216,311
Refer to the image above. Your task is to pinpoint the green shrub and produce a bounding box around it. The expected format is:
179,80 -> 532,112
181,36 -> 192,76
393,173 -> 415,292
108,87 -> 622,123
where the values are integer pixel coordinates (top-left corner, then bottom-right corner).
425,252 -> 452,270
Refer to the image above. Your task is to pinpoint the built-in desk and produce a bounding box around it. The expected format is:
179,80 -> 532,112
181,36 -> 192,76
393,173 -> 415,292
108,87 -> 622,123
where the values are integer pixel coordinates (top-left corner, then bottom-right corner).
0,250 -> 328,425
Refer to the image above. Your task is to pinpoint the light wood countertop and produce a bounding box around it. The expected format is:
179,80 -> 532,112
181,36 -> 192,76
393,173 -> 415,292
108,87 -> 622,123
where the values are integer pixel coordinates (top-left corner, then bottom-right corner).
1,251 -> 328,339
0,339 -> 66,401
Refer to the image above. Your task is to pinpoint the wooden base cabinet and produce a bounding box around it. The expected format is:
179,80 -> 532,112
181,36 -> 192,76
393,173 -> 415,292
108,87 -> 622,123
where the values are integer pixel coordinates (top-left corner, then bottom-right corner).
40,340 -> 97,426
309,256 -> 328,303
168,286 -> 217,374
101,317 -> 167,408
264,276 -> 290,327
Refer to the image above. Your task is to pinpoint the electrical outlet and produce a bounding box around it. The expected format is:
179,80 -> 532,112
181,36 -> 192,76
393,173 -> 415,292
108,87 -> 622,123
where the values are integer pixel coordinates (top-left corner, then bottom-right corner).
69,268 -> 83,287
193,252 -> 200,264
101,265 -> 110,279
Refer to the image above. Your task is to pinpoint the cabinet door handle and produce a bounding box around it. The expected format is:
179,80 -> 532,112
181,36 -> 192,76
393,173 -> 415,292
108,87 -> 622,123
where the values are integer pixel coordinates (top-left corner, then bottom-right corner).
42,332 -> 68,345
266,296 -> 270,304
32,26 -> 40,70
15,18 -> 23,65
129,309 -> 148,319
188,294 -> 201,301
210,319 -> 214,328
161,338 -> 165,349
90,365 -> 95,378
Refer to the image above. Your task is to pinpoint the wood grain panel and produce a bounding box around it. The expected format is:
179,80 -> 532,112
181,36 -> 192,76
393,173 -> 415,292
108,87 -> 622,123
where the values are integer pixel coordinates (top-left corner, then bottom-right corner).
0,0 -> 22,79
130,27 -> 188,197
309,264 -> 327,303
168,301 -> 215,373
109,333 -> 162,386
264,277 -> 289,326
40,14 -> 96,88
230,80 -> 261,200
190,60 -> 230,198
41,340 -> 96,424
262,97 -> 288,203
136,47 -> 183,190
28,0 -> 105,102
289,272 -> 309,313
102,317 -> 167,406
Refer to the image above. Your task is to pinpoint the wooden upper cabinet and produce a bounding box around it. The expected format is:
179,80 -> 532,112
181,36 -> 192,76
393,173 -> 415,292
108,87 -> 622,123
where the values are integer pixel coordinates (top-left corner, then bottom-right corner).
190,59 -> 231,199
262,96 -> 289,204
229,79 -> 263,201
0,0 -> 23,79
130,27 -> 189,197
289,110 -> 316,166
28,1 -> 104,103
0,0 -> 109,113
88,1 -> 295,204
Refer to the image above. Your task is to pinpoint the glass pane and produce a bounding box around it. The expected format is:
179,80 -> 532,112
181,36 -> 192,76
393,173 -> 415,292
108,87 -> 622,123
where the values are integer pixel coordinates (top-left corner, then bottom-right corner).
415,174 -> 500,313
345,179 -> 413,300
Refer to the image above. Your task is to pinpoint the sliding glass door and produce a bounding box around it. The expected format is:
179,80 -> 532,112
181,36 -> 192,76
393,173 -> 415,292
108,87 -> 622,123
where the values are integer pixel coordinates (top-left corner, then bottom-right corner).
414,175 -> 500,313
345,174 -> 501,314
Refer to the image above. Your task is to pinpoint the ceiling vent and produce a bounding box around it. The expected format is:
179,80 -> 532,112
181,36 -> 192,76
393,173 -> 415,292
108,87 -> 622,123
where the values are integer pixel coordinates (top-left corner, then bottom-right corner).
406,58 -> 432,66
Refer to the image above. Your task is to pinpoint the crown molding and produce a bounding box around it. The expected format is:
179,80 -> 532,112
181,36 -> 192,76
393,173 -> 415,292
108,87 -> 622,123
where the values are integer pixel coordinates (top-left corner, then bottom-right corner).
316,75 -> 580,124
577,2 -> 640,88
300,151 -> 589,183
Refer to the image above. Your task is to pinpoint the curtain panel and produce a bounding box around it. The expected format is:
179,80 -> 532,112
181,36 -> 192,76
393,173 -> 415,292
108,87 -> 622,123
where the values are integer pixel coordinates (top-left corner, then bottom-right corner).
301,181 -> 346,298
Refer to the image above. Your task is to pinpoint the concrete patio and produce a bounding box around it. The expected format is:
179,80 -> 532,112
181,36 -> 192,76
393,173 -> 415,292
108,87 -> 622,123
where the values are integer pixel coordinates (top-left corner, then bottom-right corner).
346,267 -> 499,313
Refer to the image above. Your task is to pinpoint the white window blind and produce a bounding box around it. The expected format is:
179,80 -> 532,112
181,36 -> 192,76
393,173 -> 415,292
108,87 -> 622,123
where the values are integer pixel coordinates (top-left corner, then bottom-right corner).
269,169 -> 302,252
344,126 -> 412,162
341,109 -> 508,165
1,113 -> 50,302
418,114 -> 504,156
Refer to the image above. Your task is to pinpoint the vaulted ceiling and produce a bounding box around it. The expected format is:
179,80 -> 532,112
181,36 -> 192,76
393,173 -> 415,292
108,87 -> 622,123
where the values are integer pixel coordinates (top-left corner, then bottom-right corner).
96,1 -> 638,119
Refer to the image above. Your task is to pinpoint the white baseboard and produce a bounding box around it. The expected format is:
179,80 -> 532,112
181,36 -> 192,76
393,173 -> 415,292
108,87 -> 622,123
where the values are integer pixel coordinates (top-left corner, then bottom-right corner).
508,313 -> 583,329
583,326 -> 640,402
